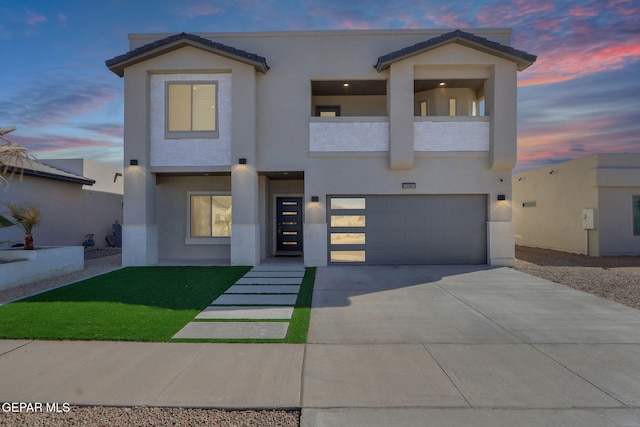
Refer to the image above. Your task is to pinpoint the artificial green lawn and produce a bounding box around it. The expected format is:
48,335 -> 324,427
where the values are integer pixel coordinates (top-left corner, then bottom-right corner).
0,266 -> 316,343
0,266 -> 249,342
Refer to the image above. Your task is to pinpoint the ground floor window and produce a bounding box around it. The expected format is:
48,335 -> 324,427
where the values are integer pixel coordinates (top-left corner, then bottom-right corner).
188,192 -> 232,240
328,196 -> 367,263
633,195 -> 640,236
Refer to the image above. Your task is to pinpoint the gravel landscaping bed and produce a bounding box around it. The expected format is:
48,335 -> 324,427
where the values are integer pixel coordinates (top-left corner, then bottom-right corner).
0,406 -> 299,427
513,246 -> 640,309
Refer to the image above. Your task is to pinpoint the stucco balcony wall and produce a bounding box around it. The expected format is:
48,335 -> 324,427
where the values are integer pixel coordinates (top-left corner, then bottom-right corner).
309,117 -> 389,152
0,246 -> 84,292
414,117 -> 490,151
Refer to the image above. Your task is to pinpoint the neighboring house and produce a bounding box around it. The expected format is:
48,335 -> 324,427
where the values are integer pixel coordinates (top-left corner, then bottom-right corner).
106,29 -> 536,267
0,158 -> 123,248
513,153 -> 640,256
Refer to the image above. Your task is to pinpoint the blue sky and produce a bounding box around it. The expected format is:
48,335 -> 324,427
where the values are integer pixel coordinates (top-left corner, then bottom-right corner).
0,0 -> 638,171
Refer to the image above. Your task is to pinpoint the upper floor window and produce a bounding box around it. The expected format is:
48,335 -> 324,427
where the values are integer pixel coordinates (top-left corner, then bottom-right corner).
166,82 -> 218,139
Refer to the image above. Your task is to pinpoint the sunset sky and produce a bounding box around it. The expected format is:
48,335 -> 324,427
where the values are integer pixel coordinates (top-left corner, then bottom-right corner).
0,0 -> 638,172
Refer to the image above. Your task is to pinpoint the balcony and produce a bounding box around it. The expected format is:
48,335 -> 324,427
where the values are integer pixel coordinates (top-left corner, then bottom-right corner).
309,117 -> 389,152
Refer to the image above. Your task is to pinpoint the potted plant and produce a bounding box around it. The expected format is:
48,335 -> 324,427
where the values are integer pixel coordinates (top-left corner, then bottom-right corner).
0,203 -> 41,250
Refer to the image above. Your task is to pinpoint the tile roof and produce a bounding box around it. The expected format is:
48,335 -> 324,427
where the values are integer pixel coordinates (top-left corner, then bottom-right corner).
106,32 -> 269,76
375,29 -> 537,72
2,158 -> 95,185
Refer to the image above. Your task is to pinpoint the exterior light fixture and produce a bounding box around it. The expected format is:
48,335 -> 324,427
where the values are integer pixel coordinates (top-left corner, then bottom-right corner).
439,82 -> 446,87
238,158 -> 247,165
311,196 -> 319,202
343,83 -> 350,87
497,194 -> 506,201
402,182 -> 416,189
130,159 -> 138,166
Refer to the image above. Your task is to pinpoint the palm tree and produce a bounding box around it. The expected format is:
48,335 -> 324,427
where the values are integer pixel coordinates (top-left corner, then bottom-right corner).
1,203 -> 41,250
1,126 -> 34,188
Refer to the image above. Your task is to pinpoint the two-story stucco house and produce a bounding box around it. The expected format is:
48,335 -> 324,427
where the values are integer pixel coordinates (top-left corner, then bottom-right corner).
106,28 -> 536,267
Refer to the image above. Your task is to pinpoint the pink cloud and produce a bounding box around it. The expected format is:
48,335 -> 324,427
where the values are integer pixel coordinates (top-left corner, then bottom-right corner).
516,115 -> 639,169
26,12 -> 47,26
519,35 -> 640,86
568,6 -> 599,17
9,134 -> 119,153
180,3 -> 224,18
58,13 -> 67,23
334,19 -> 373,30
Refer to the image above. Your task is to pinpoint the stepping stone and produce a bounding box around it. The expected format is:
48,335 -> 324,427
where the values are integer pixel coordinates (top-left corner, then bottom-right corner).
251,265 -> 305,272
236,277 -> 303,285
196,306 -> 294,320
226,285 -> 300,294
213,294 -> 298,306
244,271 -> 305,278
173,322 -> 289,339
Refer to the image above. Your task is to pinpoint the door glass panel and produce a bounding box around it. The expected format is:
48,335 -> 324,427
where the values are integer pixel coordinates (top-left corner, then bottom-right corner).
330,215 -> 366,227
282,211 -> 298,215
282,201 -> 298,206
330,198 -> 366,210
331,250 -> 366,262
331,233 -> 366,245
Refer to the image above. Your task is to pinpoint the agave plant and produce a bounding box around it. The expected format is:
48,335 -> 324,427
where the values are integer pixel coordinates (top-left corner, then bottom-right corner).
1,203 -> 41,250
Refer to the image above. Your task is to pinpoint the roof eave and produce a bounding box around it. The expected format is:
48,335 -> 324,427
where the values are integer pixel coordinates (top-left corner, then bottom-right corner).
375,35 -> 536,72
3,167 -> 95,185
106,38 -> 269,77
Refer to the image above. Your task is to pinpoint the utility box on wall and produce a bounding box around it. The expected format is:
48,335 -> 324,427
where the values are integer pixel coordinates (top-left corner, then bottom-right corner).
582,208 -> 596,230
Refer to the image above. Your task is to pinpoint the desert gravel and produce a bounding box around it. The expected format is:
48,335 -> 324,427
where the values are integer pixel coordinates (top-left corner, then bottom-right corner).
513,246 -> 640,309
0,406 -> 299,427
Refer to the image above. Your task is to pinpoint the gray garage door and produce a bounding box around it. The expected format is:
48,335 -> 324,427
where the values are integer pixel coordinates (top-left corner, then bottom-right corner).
328,195 -> 487,265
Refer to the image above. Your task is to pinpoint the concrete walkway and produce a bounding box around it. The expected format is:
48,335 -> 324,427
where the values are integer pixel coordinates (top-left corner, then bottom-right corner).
172,264 -> 305,340
1,265 -> 640,426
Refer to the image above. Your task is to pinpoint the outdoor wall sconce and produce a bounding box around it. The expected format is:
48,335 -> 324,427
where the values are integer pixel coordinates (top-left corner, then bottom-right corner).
311,196 -> 319,202
130,159 -> 138,166
238,158 -> 247,165
497,194 -> 506,201
402,182 -> 416,189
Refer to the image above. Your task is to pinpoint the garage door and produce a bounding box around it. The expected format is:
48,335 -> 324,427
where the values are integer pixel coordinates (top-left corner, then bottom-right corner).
328,195 -> 487,264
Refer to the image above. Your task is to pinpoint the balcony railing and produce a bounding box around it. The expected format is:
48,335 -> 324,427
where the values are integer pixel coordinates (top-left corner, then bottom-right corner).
309,116 -> 490,153
309,117 -> 389,152
414,117 -> 490,151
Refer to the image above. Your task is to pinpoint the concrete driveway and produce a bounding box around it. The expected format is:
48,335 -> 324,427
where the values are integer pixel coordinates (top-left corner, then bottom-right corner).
302,265 -> 640,426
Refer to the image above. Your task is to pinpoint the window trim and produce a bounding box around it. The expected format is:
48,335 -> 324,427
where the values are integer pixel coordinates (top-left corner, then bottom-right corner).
185,191 -> 231,245
166,81 -> 219,140
633,195 -> 640,236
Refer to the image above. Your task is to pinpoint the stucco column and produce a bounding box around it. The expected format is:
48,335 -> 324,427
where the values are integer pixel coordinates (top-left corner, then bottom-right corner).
488,63 -> 518,171
229,64 -> 260,266
231,164 -> 260,265
388,62 -> 415,170
487,178 -> 515,266
122,68 -> 157,266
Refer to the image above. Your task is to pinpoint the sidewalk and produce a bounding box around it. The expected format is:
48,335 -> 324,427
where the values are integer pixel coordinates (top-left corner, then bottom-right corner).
1,265 -> 640,426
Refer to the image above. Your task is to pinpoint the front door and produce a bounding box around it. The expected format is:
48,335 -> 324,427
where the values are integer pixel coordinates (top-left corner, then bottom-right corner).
276,197 -> 303,255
